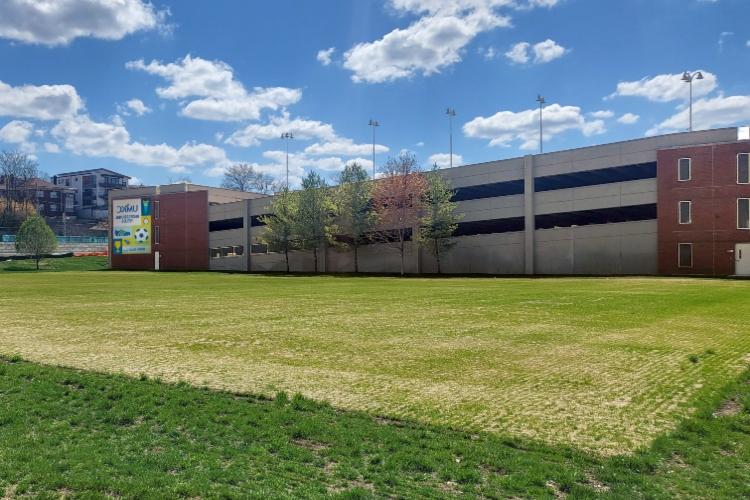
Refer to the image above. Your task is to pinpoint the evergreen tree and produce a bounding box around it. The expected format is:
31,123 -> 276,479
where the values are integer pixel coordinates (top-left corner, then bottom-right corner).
15,215 -> 57,270
418,164 -> 462,274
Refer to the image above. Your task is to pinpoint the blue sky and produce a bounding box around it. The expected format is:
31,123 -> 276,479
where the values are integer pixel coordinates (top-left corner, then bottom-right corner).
0,0 -> 748,187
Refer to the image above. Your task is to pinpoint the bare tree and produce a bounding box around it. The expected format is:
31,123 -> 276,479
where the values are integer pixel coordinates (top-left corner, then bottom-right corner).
221,163 -> 279,194
0,150 -> 39,215
372,152 -> 427,276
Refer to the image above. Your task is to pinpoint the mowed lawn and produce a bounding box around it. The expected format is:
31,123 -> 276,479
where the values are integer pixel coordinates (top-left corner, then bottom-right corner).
1,266 -> 750,455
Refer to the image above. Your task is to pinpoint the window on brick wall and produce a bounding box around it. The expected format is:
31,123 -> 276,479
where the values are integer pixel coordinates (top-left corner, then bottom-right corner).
738,198 -> 750,230
738,153 -> 749,184
679,201 -> 692,224
678,158 -> 691,181
678,243 -> 693,268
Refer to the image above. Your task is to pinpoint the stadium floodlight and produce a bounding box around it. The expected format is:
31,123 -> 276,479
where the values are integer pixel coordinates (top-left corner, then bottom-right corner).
536,95 -> 546,153
281,132 -> 294,188
681,71 -> 704,132
368,119 -> 379,179
446,108 -> 456,169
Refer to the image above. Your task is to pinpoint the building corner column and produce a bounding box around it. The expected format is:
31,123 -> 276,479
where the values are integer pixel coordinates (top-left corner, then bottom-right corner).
523,154 -> 535,275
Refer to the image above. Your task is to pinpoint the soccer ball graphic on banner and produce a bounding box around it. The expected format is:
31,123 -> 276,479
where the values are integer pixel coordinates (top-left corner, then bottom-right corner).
135,227 -> 149,243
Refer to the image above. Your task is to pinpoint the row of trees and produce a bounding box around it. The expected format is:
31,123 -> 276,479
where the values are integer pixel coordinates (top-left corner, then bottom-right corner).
0,151 -> 42,230
258,152 -> 461,276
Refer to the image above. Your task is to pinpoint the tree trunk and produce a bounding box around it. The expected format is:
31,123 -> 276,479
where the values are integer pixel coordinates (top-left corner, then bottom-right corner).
313,247 -> 318,273
353,244 -> 359,273
284,248 -> 290,273
399,234 -> 405,277
36,256 -> 40,270
434,238 -> 441,274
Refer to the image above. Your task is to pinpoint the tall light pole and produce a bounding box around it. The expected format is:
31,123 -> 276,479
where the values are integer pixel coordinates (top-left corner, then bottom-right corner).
281,132 -> 294,188
446,107 -> 456,169
368,119 -> 379,179
681,71 -> 704,132
536,95 -> 546,154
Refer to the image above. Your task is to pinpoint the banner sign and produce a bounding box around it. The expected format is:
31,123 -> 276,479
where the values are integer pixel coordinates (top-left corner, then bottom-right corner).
112,198 -> 152,255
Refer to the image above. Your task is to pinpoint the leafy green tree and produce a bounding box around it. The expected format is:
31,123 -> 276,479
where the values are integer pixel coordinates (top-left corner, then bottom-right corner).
296,172 -> 337,273
15,215 -> 57,270
418,164 -> 462,274
259,188 -> 300,273
334,163 -> 376,272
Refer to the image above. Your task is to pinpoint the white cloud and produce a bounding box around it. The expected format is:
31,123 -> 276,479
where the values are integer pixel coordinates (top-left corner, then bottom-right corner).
617,113 -> 639,124
343,2 -> 512,83
428,153 -> 463,168
415,141 -> 425,147
589,110 -> 614,119
51,114 -> 231,171
44,142 -> 61,153
609,71 -> 717,102
316,47 -> 336,66
126,55 -> 301,121
718,31 -> 733,51
0,0 -> 168,46
304,137 -> 389,156
647,94 -> 750,135
479,46 -> 497,60
0,120 -> 34,144
463,103 -> 605,150
746,40 -> 749,47
0,80 -> 83,120
125,98 -> 151,116
226,112 -> 336,147
128,176 -> 143,186
505,42 -> 530,64
505,39 -> 567,64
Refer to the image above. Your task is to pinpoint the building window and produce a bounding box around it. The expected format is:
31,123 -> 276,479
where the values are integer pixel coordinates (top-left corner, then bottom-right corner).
678,243 -> 693,268
678,158 -> 691,181
154,226 -> 160,244
209,217 -> 244,232
251,243 -> 268,254
210,248 -> 221,258
50,191 -> 58,199
36,190 -> 44,198
679,201 -> 692,224
738,198 -> 750,230
49,203 -> 57,212
234,245 -> 244,256
738,153 -> 749,184
154,200 -> 160,220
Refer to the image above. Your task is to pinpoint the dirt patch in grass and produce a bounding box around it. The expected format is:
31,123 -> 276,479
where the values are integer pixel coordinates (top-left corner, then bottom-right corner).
583,472 -> 610,493
292,438 -> 328,452
713,398 -> 742,418
546,480 -> 567,498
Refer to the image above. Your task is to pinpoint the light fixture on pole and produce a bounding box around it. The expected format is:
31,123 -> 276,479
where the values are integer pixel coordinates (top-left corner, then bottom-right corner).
681,71 -> 704,132
281,132 -> 294,188
368,119 -> 379,179
446,108 -> 456,169
536,95 -> 546,154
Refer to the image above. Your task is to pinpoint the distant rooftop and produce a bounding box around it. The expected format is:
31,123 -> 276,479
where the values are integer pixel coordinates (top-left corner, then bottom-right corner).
55,168 -> 131,178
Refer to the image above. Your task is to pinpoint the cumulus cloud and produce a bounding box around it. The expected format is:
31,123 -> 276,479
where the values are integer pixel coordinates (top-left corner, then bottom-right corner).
44,142 -> 61,153
617,113 -> 639,124
0,120 -> 37,153
304,137 -> 389,156
0,0 -> 168,46
428,153 -> 463,168
124,98 -> 151,116
126,55 -> 301,121
608,71 -> 717,102
51,114 -> 231,171
342,1 -> 518,83
0,80 -> 83,120
226,112 -> 336,147
463,103 -> 605,150
589,110 -> 614,119
316,47 -> 336,66
646,94 -> 750,135
505,39 -> 567,64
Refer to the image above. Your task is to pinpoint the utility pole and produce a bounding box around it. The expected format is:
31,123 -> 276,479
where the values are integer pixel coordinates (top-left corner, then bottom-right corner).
536,95 -> 545,154
446,108 -> 456,168
681,71 -> 704,132
281,132 -> 294,188
368,119 -> 379,179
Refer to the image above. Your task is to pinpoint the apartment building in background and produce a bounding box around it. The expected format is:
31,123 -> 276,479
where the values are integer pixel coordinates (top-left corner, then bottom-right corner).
54,168 -> 130,219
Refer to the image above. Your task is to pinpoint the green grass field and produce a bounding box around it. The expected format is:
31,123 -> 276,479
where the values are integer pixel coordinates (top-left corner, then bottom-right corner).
1,260 -> 749,457
1,356 -> 748,498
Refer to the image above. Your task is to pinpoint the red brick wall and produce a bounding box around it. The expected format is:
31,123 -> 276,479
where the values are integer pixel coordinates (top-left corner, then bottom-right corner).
657,142 -> 750,275
111,191 -> 209,271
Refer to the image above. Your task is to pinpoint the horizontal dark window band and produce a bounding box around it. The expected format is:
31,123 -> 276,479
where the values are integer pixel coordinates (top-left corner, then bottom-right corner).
209,217 -> 244,232
251,214 -> 270,227
535,203 -> 656,230
452,180 -> 524,202
534,162 -> 656,192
